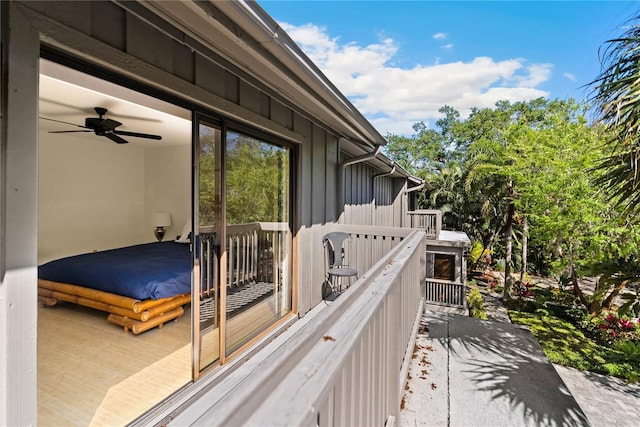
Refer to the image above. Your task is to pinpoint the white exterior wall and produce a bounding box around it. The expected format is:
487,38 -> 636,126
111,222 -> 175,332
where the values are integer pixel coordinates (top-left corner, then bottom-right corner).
343,162 -> 409,228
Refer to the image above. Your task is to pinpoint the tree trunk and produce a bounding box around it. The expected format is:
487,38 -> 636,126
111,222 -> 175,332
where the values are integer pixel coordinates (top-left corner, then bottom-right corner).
571,265 -> 594,313
503,195 -> 515,300
602,279 -> 629,311
519,215 -> 528,283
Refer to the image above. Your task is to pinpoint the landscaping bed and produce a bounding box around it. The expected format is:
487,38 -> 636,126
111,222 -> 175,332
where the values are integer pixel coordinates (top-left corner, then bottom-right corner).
505,286 -> 640,383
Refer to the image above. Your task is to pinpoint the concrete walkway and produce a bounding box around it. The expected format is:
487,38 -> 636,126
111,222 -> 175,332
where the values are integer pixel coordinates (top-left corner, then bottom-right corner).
402,307 -> 640,426
402,310 -> 590,426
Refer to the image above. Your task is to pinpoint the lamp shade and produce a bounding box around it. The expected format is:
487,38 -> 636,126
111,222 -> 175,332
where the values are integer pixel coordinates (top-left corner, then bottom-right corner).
151,212 -> 172,228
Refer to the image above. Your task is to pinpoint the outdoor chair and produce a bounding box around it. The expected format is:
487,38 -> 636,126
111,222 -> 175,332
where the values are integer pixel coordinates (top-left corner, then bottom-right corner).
323,232 -> 358,296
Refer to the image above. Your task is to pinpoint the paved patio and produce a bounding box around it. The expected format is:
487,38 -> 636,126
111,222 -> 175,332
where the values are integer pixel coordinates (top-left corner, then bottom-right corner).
402,307 -> 640,426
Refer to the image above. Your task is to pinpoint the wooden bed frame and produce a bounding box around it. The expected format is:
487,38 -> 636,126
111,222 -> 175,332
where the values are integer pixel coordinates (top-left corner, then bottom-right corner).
38,279 -> 191,334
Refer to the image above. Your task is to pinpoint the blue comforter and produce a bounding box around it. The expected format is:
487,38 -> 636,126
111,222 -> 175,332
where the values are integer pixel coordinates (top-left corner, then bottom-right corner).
38,242 -> 191,300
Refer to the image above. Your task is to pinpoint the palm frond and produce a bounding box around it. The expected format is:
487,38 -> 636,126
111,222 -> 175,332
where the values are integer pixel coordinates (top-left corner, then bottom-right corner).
590,16 -> 640,214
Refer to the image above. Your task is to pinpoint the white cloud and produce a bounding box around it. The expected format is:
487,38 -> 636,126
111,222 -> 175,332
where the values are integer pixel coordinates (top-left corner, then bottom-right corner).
563,72 -> 577,81
441,43 -> 454,51
281,22 -> 550,136
433,32 -> 447,40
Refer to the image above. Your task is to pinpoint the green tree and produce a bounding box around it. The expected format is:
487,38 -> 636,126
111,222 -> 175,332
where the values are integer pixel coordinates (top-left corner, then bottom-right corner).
385,96 -> 640,314
464,99 -> 600,299
226,132 -> 289,224
384,105 -> 461,175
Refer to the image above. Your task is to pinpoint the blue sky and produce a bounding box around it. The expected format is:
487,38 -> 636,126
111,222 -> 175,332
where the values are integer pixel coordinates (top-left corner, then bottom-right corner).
258,0 -> 639,135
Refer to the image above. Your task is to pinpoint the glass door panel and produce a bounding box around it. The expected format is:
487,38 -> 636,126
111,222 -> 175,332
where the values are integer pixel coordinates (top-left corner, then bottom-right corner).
195,119 -> 223,374
224,131 -> 292,356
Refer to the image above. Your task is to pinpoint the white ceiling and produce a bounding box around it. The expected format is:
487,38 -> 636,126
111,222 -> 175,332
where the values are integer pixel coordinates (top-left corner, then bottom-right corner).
39,59 -> 191,147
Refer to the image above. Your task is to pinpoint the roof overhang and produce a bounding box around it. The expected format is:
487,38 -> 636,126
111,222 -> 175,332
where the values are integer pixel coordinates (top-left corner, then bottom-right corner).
126,1 -> 424,184
132,0 -> 387,150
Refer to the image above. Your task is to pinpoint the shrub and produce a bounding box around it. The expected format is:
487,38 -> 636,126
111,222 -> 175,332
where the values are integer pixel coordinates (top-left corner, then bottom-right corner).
467,286 -> 487,320
597,312 -> 640,345
550,287 -> 576,306
614,340 -> 640,364
469,241 -> 492,270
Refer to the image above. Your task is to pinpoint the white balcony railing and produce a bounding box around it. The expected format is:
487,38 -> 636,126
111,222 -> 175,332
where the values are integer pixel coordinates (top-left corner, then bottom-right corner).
407,210 -> 442,239
169,227 -> 426,426
425,277 -> 466,308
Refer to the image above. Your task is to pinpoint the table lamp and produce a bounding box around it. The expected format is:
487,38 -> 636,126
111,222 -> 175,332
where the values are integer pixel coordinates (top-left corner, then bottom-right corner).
151,212 -> 172,241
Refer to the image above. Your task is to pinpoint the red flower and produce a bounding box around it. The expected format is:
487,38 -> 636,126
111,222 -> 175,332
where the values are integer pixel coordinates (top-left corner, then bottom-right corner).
604,314 -> 617,324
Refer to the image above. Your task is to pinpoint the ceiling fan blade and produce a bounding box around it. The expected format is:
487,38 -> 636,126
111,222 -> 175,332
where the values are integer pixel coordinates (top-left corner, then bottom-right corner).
48,130 -> 93,134
39,117 -> 88,129
105,133 -> 129,144
114,130 -> 162,140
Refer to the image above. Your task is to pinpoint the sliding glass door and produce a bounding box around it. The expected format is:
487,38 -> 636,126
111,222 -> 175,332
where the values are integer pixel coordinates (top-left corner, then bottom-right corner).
194,117 -> 223,375
224,130 -> 292,356
194,117 -> 293,376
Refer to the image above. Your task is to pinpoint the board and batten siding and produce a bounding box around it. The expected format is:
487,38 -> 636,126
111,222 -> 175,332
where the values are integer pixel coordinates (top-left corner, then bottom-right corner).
342,161 -> 409,228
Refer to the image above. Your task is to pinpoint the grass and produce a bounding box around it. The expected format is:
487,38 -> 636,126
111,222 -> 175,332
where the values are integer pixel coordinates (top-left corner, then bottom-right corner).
508,309 -> 640,382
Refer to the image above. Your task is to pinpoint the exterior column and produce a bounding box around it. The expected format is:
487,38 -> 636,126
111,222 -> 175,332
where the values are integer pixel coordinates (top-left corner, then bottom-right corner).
0,2 -> 40,425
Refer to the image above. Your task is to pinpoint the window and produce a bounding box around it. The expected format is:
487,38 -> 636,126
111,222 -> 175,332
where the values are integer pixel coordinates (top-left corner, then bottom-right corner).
434,253 -> 456,281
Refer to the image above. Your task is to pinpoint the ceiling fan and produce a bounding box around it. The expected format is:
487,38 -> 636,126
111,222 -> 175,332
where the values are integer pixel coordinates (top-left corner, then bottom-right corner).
39,107 -> 163,144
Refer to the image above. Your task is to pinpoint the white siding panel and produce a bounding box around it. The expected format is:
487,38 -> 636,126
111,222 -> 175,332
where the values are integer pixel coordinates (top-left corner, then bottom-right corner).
239,79 -> 269,117
90,1 -> 126,50
294,112 -> 314,314
270,99 -> 293,130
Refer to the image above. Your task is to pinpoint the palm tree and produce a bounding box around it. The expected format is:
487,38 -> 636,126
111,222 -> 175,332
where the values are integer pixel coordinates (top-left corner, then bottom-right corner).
422,163 -> 463,224
590,13 -> 640,215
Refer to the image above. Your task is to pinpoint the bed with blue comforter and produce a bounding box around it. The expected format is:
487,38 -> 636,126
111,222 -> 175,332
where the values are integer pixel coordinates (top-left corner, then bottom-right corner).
38,242 -> 192,334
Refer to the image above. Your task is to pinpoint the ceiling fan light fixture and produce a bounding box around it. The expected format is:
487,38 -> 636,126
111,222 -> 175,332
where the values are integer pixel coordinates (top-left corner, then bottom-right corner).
40,106 -> 162,144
